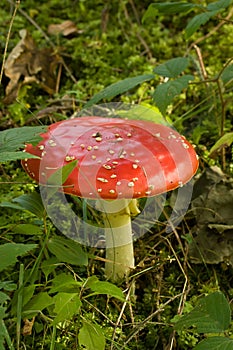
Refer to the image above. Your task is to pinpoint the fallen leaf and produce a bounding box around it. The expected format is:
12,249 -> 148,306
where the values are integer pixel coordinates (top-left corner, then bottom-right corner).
190,226 -> 233,265
30,47 -> 62,94
4,29 -> 62,104
4,29 -> 36,101
48,20 -> 79,36
22,317 -> 35,336
189,166 -> 233,265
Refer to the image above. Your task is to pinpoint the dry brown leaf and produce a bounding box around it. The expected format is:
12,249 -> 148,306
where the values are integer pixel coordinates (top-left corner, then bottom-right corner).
3,29 -> 62,104
29,47 -> 62,94
189,166 -> 233,265
4,29 -> 36,99
22,317 -> 35,336
48,20 -> 79,36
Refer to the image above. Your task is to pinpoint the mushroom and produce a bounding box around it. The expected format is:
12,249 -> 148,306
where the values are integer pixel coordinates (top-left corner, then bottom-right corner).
22,116 -> 199,282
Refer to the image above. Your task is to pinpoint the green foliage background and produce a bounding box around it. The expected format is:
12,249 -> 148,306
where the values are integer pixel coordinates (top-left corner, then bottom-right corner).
0,0 -> 233,349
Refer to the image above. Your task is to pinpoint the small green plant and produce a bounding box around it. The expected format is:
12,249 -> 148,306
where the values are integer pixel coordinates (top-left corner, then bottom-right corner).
0,126 -> 47,162
174,291 -> 233,350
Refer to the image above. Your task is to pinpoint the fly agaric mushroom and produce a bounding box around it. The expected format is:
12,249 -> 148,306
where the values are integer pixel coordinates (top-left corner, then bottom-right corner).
22,116 -> 199,282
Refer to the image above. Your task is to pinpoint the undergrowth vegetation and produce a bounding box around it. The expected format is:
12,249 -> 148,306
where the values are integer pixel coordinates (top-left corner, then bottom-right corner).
0,0 -> 233,349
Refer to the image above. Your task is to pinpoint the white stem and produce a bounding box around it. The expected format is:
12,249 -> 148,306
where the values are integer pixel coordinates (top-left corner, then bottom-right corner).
97,199 -> 140,282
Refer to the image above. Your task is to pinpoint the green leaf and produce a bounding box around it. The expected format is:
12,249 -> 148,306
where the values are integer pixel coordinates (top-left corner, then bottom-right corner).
21,285 -> 36,308
0,292 -> 10,304
0,307 -> 8,349
0,306 -> 13,348
86,276 -> 125,301
0,151 -> 40,163
13,223 -> 43,235
207,0 -> 232,11
85,74 -> 155,108
174,292 -> 231,333
47,236 -> 88,266
209,132 -> 233,155
1,192 -> 45,218
47,160 -> 78,186
0,281 -> 17,292
49,273 -> 81,294
45,160 -> 78,199
0,306 -> 6,321
79,320 -> 105,350
23,292 -> 54,318
116,103 -> 170,125
41,257 -> 59,280
221,64 -> 233,83
0,126 -> 46,153
11,192 -> 45,218
0,243 -> 37,272
153,75 -> 194,115
185,0 -> 232,38
0,202 -> 28,211
11,285 -> 36,316
0,321 -> 7,349
154,57 -> 189,78
194,336 -> 233,350
52,292 -> 81,325
142,2 -> 203,22
185,10 -> 219,38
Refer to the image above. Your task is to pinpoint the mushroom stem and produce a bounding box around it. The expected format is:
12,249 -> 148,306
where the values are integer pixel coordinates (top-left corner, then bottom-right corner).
98,198 -> 140,282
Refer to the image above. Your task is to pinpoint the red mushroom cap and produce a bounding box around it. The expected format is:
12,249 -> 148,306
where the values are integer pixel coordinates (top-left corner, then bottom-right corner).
22,116 -> 199,199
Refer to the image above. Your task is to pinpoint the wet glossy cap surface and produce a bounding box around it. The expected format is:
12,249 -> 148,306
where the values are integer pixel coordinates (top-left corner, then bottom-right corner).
22,116 -> 199,199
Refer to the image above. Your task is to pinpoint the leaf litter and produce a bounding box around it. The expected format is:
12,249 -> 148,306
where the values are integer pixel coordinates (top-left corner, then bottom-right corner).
4,29 -> 62,104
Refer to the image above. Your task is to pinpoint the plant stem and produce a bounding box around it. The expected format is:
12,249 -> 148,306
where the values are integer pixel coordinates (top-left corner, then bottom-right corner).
16,264 -> 24,350
1,320 -> 15,350
98,199 -> 139,282
50,326 -> 56,350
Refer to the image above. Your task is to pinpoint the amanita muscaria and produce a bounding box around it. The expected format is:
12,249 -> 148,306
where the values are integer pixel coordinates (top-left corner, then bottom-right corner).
22,116 -> 199,282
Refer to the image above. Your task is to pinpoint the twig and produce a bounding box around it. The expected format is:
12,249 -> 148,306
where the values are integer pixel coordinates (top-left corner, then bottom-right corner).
161,207 -> 191,312
16,264 -> 24,350
122,0 -> 153,60
192,51 -> 233,171
83,299 -> 116,326
217,80 -> 226,137
162,206 -> 186,261
137,33 -> 153,60
6,0 -> 51,43
110,285 -> 133,350
216,56 -> 233,81
56,63 -> 63,94
128,0 -> 141,25
119,293 -> 182,349
164,236 -> 189,314
217,79 -> 227,170
190,7 -> 233,49
156,266 -> 167,349
193,44 -> 208,81
0,181 -> 31,184
0,0 -> 20,85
